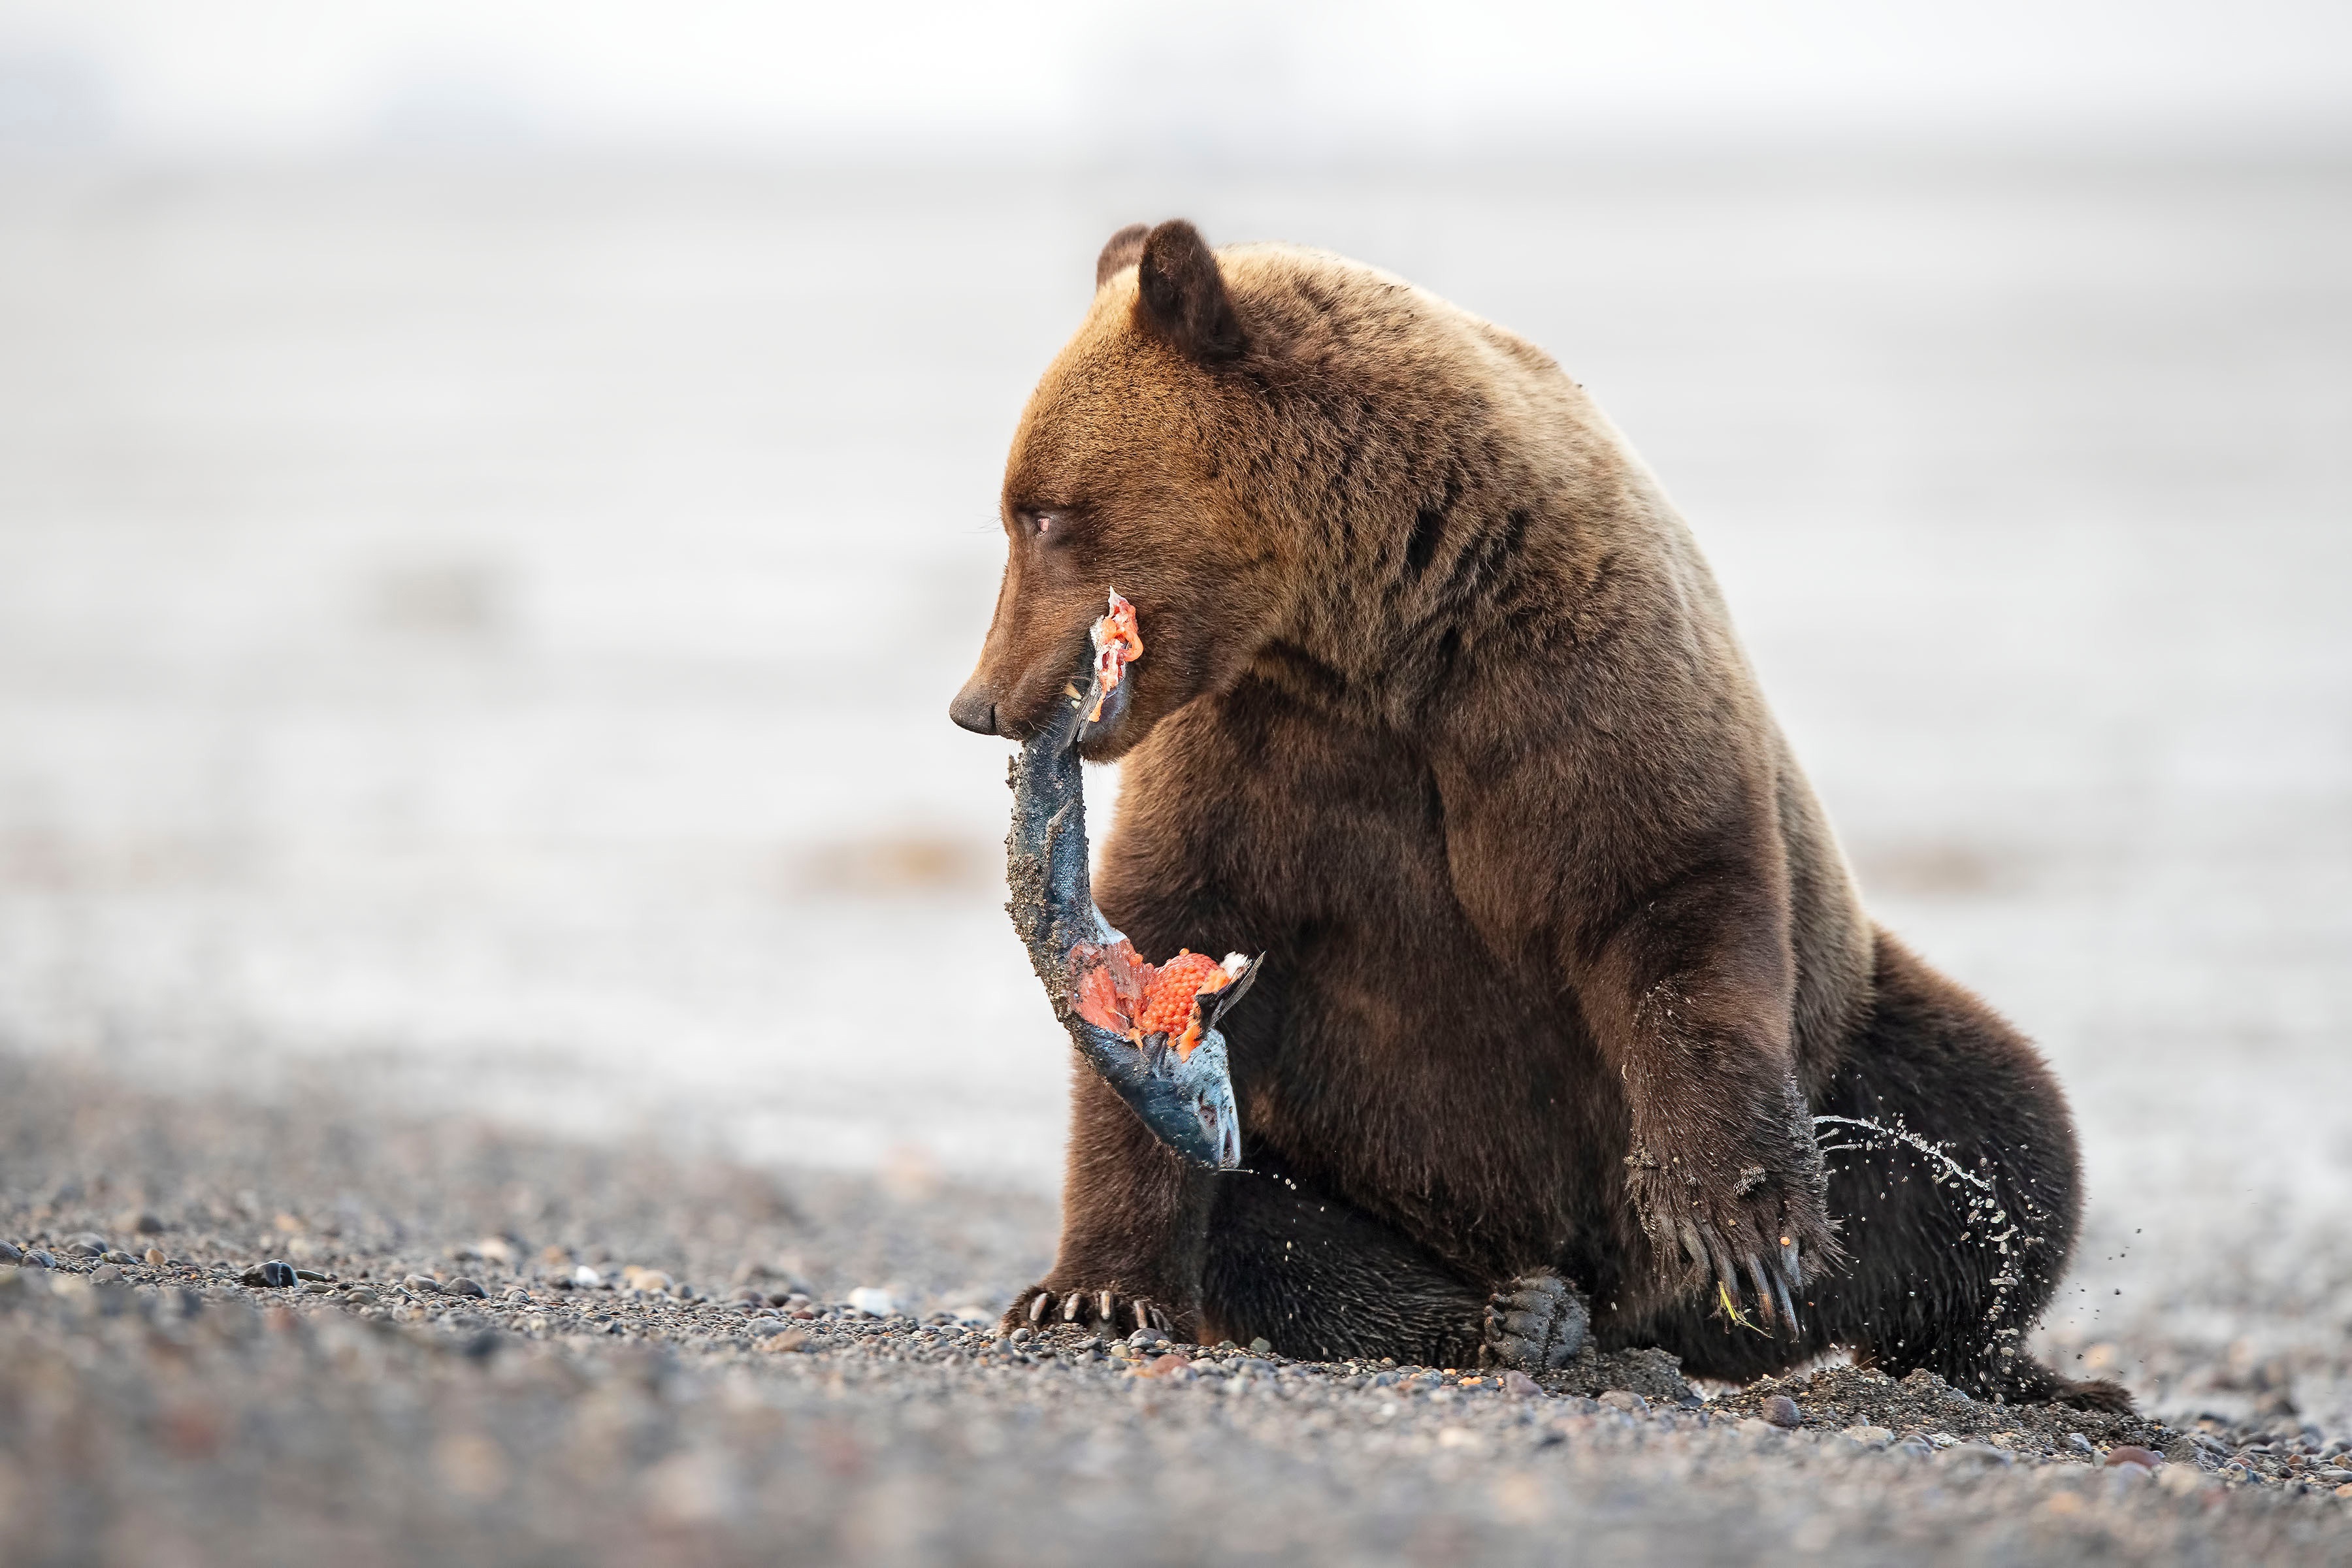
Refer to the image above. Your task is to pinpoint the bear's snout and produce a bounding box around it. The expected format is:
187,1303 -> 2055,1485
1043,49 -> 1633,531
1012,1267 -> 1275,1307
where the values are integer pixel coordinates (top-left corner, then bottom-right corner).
949,681 -> 1000,736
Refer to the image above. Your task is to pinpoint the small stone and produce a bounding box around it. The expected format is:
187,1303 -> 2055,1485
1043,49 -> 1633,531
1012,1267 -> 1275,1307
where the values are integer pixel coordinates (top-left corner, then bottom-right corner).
1129,1328 -> 1168,1349
1250,1337 -> 1272,1354
760,1330 -> 809,1354
1840,1426 -> 1894,1449
258,1260 -> 296,1288
101,1249 -> 137,1266
293,1268 -> 329,1282
0,1241 -> 20,1265
1599,1390 -> 1650,1416
2067,1432 -> 2095,1455
344,1288 -> 381,1306
1737,1416 -> 1776,1438
572,1266 -> 602,1288
1761,1394 -> 1803,1429
1499,1369 -> 1544,1398
1134,1353 -> 1194,1380
90,1264 -> 123,1284
144,1248 -> 168,1267
2335,1482 -> 2352,1499
1009,1326 -> 1032,1344
66,1236 -> 106,1258
404,1274 -> 444,1294
846,1286 -> 895,1318
444,1277 -> 487,1299
2104,1445 -> 2163,1471
22,1250 -> 56,1269
302,1281 -> 333,1294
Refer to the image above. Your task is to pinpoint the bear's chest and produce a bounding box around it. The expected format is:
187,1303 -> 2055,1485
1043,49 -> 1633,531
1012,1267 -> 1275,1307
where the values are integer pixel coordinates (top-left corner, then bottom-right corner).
1096,685 -> 1627,1263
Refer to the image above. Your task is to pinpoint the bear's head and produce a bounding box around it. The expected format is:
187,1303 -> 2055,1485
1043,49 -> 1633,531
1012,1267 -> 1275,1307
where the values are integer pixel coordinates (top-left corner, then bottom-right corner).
949,220 -> 1289,760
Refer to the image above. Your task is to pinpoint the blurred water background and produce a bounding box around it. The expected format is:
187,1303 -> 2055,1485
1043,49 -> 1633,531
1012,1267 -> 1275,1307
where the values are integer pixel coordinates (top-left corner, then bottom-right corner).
1,1 -> 2348,1401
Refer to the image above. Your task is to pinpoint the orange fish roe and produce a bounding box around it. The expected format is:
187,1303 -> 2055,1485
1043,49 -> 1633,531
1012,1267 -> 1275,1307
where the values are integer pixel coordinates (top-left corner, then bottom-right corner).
1137,951 -> 1229,1039
1068,942 -> 1235,1060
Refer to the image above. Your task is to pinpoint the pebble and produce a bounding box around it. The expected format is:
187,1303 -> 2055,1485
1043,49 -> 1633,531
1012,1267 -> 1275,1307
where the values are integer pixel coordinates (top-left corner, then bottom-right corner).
2066,1432 -> 2095,1454
404,1275 -> 444,1294
2104,1445 -> 2163,1471
846,1286 -> 895,1318
66,1237 -> 106,1259
444,1277 -> 487,1299
1134,1354 -> 1194,1380
1009,1326 -> 1032,1344
0,1241 -> 20,1264
1128,1328 -> 1168,1349
1761,1395 -> 1803,1429
1599,1390 -> 1650,1416
90,1264 -> 123,1283
256,1261 -> 297,1288
571,1266 -> 602,1288
1840,1426 -> 1894,1449
102,1249 -> 137,1266
22,1249 -> 56,1269
1250,1338 -> 1272,1353
144,1248 -> 168,1267
1498,1370 -> 1544,1399
345,1288 -> 381,1305
301,1281 -> 334,1294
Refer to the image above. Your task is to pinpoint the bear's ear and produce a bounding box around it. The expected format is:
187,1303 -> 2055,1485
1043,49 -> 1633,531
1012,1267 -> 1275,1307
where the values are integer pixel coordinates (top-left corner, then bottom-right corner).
1096,223 -> 1149,289
1134,219 -> 1245,364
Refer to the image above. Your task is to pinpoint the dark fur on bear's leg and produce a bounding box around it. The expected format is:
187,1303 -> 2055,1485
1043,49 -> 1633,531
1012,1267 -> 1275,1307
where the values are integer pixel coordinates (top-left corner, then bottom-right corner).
1201,1167 -> 1543,1367
1631,930 -> 2131,1411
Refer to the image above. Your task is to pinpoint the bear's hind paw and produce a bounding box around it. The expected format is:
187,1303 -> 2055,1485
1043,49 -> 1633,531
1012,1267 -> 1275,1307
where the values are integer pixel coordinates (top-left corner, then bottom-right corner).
1480,1273 -> 1591,1372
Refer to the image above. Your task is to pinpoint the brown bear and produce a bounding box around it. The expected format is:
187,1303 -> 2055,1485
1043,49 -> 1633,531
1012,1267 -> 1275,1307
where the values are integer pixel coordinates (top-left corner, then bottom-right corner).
950,219 -> 2125,1408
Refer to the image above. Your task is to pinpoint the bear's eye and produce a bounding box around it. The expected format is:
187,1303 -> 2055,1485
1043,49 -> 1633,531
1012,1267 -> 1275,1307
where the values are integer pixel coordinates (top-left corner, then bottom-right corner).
1032,512 -> 1055,537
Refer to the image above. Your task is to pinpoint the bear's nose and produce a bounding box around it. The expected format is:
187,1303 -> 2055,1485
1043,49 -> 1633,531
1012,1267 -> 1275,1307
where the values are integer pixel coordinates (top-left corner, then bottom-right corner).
949,681 -> 1000,736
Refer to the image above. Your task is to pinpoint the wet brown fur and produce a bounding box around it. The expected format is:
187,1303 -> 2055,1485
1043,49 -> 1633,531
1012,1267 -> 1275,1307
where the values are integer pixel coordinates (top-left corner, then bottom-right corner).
953,221 -> 2125,1408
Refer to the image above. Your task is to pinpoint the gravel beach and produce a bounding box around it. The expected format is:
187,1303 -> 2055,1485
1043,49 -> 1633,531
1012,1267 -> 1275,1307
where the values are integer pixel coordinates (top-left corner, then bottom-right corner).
6,1053 -> 2349,1566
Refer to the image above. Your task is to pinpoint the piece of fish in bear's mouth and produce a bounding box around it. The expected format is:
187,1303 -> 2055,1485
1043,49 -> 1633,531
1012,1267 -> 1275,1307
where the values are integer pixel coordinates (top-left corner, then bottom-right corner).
1085,589 -> 1142,724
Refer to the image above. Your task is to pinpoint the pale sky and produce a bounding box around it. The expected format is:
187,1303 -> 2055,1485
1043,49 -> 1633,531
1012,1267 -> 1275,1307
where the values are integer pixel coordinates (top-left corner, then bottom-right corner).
1,0 -> 2347,155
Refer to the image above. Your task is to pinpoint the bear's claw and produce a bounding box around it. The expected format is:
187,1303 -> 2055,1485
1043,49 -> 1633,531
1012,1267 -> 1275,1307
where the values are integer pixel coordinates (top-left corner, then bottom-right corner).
1002,1284 -> 1176,1339
1480,1273 -> 1590,1371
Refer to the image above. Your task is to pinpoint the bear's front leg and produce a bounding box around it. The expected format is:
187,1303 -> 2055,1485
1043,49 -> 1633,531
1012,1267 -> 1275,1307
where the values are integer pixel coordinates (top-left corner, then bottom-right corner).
1585,907 -> 1843,1331
1002,1066 -> 1217,1339
1620,1054 -> 1836,1329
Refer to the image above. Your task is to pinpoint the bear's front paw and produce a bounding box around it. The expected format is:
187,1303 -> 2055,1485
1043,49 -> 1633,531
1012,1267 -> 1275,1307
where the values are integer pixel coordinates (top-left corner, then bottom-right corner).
1001,1283 -> 1186,1340
1479,1273 -> 1590,1371
1625,1077 -> 1841,1336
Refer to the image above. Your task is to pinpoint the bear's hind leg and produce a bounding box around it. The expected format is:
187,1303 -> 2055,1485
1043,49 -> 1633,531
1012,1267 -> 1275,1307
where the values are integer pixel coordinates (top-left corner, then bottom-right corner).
1202,1170 -> 1586,1369
1801,931 -> 2128,1410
